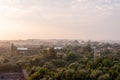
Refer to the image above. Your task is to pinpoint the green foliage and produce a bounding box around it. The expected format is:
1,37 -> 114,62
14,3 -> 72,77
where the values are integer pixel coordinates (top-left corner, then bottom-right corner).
25,46 -> 120,80
64,69 -> 75,80
75,69 -> 89,80
52,59 -> 66,67
68,62 -> 80,70
90,70 -> 103,79
66,52 -> 79,62
29,67 -> 46,80
43,62 -> 56,70
48,48 -> 56,58
83,44 -> 92,53
43,48 -> 57,59
98,74 -> 110,80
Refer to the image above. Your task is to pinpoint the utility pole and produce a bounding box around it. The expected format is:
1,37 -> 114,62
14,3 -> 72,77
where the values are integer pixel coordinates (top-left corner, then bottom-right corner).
93,47 -> 97,60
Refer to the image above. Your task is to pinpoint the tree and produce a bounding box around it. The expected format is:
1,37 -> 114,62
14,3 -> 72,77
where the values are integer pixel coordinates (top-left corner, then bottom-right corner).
47,48 -> 57,59
64,69 -> 75,80
11,43 -> 17,54
98,74 -> 110,80
29,67 -> 47,80
68,62 -> 80,70
83,44 -> 92,53
90,70 -> 103,80
43,62 -> 56,70
75,69 -> 89,80
66,52 -> 79,62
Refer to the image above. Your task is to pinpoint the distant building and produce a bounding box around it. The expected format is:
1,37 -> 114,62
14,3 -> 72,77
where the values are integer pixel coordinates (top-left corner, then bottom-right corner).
93,47 -> 101,60
17,48 -> 28,54
17,48 -> 28,51
54,47 -> 63,50
46,46 -> 63,50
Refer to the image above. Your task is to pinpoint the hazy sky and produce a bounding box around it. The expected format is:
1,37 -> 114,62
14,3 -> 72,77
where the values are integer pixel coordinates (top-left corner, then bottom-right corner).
0,0 -> 120,40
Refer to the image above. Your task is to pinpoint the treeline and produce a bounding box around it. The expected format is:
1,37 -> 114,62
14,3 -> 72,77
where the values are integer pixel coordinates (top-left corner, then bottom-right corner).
24,47 -> 120,80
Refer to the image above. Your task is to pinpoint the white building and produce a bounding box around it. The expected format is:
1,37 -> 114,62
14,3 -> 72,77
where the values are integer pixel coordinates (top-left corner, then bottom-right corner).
17,48 -> 28,54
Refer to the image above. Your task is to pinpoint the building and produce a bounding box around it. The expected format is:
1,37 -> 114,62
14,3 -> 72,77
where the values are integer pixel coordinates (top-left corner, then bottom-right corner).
54,47 -> 63,50
93,47 -> 101,60
17,48 -> 28,55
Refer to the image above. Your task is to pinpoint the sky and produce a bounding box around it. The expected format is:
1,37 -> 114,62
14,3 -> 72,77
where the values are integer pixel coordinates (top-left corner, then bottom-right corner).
0,0 -> 120,40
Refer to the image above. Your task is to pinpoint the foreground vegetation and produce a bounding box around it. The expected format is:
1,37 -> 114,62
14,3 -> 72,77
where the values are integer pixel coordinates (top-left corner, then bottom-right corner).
25,47 -> 120,80
0,44 -> 120,80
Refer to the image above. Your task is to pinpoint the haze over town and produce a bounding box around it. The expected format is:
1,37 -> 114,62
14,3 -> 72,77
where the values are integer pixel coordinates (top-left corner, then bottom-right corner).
0,0 -> 120,40
1,0 -> 120,80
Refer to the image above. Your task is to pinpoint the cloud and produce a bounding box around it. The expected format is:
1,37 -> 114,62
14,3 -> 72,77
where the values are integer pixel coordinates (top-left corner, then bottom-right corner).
0,0 -> 120,40
0,0 -> 119,18
0,0 -> 119,24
